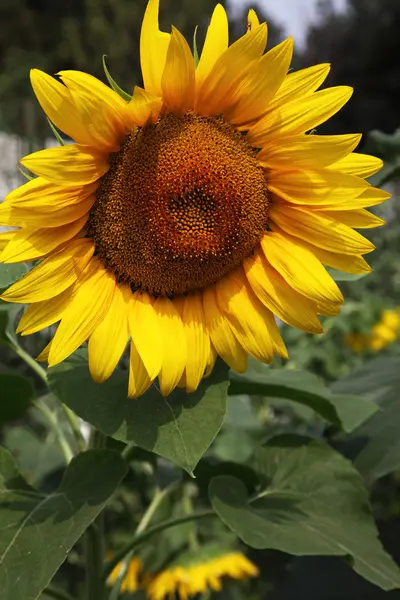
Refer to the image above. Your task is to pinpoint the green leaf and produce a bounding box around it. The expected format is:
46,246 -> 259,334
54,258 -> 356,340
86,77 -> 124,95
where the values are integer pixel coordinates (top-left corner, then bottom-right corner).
209,434 -> 400,591
0,447 -> 127,600
47,118 -> 65,145
0,262 -> 28,289
0,374 -> 34,423
4,426 -> 66,485
193,26 -> 199,67
333,356 -> 400,483
49,350 -> 229,474
229,369 -> 377,433
102,55 -> 132,102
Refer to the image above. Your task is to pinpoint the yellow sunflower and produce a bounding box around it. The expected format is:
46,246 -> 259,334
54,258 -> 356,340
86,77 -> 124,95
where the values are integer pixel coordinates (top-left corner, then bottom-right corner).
107,555 -> 143,594
345,308 -> 400,353
0,0 -> 389,397
146,551 -> 258,600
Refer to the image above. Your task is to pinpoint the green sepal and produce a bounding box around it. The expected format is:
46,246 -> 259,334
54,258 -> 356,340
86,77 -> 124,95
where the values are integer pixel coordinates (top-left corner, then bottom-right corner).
47,118 -> 65,145
102,55 -> 132,102
193,26 -> 200,67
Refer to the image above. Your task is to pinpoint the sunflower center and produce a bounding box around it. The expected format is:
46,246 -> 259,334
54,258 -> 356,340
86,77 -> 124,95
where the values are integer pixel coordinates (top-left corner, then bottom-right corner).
88,113 -> 269,296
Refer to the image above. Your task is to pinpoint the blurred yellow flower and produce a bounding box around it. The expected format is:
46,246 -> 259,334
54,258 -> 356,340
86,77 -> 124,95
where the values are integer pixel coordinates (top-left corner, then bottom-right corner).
147,551 -> 259,600
345,308 -> 400,353
107,556 -> 142,594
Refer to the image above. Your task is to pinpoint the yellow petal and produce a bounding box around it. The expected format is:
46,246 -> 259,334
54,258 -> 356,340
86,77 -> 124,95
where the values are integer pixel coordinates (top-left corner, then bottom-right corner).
216,270 -> 275,363
1,238 -> 94,303
196,23 -> 268,116
1,215 -> 87,263
179,294 -> 210,393
261,232 -> 343,312
128,341 -> 152,398
319,208 -> 385,229
204,344 -> 218,378
48,258 -> 115,366
259,133 -> 361,170
196,4 -> 229,87
154,296 -> 187,396
126,86 -> 162,127
263,307 -> 289,359
244,247 -> 323,333
267,168 -> 367,206
320,186 -> 391,210
88,284 -> 131,383
37,341 -> 52,363
20,145 -> 108,186
269,223 -> 372,275
17,289 -> 74,336
202,285 -> 248,373
5,177 -> 98,208
58,70 -> 129,152
330,153 -> 384,178
267,63 -> 331,112
247,9 -> 260,30
140,0 -> 171,96
162,26 -> 195,114
248,86 -> 353,147
0,193 -> 95,229
269,203 -> 375,256
0,231 -> 14,251
129,291 -> 162,381
30,69 -> 97,147
227,37 -> 294,126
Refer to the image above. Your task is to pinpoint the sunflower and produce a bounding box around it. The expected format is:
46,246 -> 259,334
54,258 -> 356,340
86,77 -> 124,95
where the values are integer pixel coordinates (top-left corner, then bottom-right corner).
0,0 -> 389,397
107,556 -> 143,594
146,550 -> 259,600
345,308 -> 400,353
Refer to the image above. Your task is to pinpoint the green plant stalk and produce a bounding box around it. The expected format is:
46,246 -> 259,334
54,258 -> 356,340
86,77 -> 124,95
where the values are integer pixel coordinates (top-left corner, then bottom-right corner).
62,404 -> 87,452
86,430 -> 107,600
35,401 -> 74,464
103,510 -> 215,579
183,488 -> 200,551
108,482 -> 179,598
10,338 -> 86,457
12,340 -> 48,384
85,523 -> 106,600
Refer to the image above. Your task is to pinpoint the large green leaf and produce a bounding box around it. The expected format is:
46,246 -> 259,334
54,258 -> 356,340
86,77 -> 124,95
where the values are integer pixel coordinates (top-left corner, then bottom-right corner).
229,370 -> 377,433
0,263 -> 28,289
0,374 -> 35,423
333,356 -> 400,483
0,447 -> 126,600
209,435 -> 400,591
49,350 -> 229,474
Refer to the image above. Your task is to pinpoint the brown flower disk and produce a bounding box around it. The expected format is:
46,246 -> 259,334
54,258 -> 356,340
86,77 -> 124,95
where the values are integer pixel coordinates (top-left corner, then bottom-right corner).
89,112 -> 269,296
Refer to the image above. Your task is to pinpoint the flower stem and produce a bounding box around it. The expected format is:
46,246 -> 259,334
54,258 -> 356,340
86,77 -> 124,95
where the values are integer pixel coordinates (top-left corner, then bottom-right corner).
85,429 -> 107,600
61,404 -> 87,453
103,510 -> 215,580
85,523 -> 106,600
34,399 -> 74,465
12,340 -> 48,384
10,338 -> 87,457
108,482 -> 179,598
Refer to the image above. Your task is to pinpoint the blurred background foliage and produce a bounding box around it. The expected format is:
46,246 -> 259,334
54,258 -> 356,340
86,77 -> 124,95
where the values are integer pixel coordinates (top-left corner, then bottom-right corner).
1,1 -> 400,600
